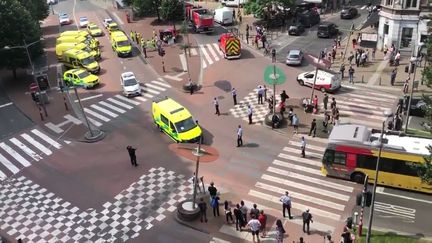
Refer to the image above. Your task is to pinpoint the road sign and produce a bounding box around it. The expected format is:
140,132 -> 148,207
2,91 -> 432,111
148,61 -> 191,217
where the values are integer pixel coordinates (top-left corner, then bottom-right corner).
263,65 -> 286,85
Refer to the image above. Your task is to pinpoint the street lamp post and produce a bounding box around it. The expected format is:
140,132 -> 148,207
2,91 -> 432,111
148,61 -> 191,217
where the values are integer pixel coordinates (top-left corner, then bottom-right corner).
404,56 -> 419,133
366,109 -> 393,242
191,139 -> 204,209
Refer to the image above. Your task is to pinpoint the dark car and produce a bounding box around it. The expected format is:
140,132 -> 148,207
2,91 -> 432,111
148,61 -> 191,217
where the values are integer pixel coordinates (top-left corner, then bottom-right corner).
340,7 -> 358,19
288,23 -> 305,35
317,22 -> 338,38
398,96 -> 430,117
297,10 -> 320,27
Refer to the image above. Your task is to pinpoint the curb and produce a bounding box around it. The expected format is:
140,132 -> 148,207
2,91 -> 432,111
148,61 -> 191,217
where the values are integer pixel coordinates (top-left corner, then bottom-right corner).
371,226 -> 432,242
173,213 -> 211,235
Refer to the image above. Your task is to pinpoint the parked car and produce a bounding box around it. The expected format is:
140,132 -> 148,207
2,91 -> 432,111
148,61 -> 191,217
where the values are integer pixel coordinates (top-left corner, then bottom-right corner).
286,50 -> 304,66
59,13 -> 71,25
398,96 -> 430,117
87,23 -> 103,37
288,23 -> 305,36
79,17 -> 89,28
340,7 -> 358,19
317,22 -> 338,38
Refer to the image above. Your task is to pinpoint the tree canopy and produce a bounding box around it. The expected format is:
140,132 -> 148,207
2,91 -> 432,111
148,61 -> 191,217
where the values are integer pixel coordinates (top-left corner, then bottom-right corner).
126,0 -> 162,20
20,0 -> 49,21
160,0 -> 184,24
244,0 -> 295,19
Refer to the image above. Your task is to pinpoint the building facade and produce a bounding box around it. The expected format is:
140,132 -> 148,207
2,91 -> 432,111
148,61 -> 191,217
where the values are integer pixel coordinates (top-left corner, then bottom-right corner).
377,0 -> 431,53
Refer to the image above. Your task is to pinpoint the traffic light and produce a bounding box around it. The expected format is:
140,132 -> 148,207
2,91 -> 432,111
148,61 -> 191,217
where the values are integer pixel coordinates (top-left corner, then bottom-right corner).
158,48 -> 165,57
356,193 -> 362,206
365,191 -> 372,207
36,74 -> 49,91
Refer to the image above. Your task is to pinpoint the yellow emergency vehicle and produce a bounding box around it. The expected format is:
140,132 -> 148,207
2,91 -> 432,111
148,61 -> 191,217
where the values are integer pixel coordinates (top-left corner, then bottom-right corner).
59,30 -> 99,48
107,22 -> 120,34
56,42 -> 101,60
61,49 -> 100,74
152,97 -> 202,143
63,69 -> 100,89
110,31 -> 132,57
87,23 -> 103,37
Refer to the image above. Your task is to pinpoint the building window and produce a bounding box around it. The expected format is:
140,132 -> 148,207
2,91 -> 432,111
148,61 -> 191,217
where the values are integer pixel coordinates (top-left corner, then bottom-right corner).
384,24 -> 389,35
401,27 -> 413,48
405,0 -> 418,8
386,0 -> 393,5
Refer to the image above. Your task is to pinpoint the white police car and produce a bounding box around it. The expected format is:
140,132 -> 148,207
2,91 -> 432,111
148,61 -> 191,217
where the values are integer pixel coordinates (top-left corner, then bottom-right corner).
120,72 -> 141,97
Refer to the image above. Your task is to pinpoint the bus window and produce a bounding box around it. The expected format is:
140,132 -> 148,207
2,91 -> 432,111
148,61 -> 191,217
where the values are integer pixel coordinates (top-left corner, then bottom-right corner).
357,154 -> 376,170
322,149 -> 334,165
334,152 -> 346,165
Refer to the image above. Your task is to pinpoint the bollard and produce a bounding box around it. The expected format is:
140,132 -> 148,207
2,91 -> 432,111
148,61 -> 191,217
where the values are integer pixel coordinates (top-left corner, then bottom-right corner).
38,105 -> 44,121
162,60 -> 166,73
63,94 -> 69,111
361,75 -> 364,83
379,76 -> 382,86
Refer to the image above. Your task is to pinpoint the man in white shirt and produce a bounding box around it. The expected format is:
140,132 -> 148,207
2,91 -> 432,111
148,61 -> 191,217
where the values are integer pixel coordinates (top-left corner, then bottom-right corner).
247,105 -> 253,124
237,125 -> 243,147
214,97 -> 220,116
280,191 -> 293,219
247,215 -> 262,243
301,136 -> 306,158
232,88 -> 237,105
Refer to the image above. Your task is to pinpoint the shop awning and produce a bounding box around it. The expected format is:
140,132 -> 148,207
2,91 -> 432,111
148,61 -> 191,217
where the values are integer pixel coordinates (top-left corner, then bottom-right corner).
361,11 -> 379,29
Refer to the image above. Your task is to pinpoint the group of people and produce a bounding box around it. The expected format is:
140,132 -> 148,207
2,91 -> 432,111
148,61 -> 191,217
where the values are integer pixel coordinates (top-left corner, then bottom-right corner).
129,28 -> 162,58
383,43 -> 401,66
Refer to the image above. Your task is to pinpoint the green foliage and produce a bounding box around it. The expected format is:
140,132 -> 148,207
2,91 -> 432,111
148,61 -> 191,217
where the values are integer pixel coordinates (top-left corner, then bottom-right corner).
244,0 -> 295,18
122,0 -> 133,6
160,0 -> 184,23
417,145 -> 432,185
131,0 -> 162,19
0,0 -> 44,75
19,0 -> 49,21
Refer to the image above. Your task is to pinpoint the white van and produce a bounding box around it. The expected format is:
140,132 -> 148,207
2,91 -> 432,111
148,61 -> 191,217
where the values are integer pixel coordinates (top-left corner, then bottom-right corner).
296,69 -> 341,92
222,0 -> 248,7
214,7 -> 234,25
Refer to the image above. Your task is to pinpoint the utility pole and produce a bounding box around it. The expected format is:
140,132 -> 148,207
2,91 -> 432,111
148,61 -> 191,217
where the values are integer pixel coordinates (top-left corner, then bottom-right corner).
404,56 -> 418,133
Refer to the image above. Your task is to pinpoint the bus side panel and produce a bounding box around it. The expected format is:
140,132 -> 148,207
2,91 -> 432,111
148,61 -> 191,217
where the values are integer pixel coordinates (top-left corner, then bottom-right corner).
346,153 -> 356,168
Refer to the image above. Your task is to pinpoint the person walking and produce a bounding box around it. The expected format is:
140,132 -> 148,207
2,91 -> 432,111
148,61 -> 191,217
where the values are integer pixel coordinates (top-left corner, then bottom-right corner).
390,68 -> 397,86
309,119 -> 317,137
340,64 -> 345,79
280,90 -> 289,103
208,182 -> 217,198
275,219 -> 286,243
334,108 -> 340,126
141,40 -> 147,58
247,105 -> 253,124
292,114 -> 299,134
348,65 -> 355,84
348,51 -> 354,65
300,136 -> 306,158
330,97 -> 337,110
237,125 -> 243,147
323,93 -> 329,111
403,78 -> 409,94
210,194 -> 220,217
250,204 -> 260,219
247,215 -> 262,243
224,201 -> 235,224
232,88 -> 237,105
280,191 -> 293,219
246,26 -> 250,44
257,86 -> 264,104
323,112 -> 330,133
198,198 -> 208,223
130,31 -> 135,43
126,146 -> 138,166
234,204 -> 245,231
214,97 -> 220,116
271,48 -> 276,63
302,208 -> 313,235
258,210 -> 267,238
312,95 -> 318,113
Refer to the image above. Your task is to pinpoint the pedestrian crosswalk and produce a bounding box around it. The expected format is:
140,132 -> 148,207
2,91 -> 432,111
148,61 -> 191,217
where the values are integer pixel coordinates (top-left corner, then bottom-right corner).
229,88 -> 277,126
315,86 -> 397,129
0,129 -> 64,181
244,134 -> 360,234
190,43 -> 224,69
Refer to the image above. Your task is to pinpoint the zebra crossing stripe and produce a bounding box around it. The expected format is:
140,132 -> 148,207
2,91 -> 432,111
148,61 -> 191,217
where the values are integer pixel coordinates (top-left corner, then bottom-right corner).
336,109 -> 386,121
212,43 -> 223,56
115,95 -> 141,105
248,189 -> 341,220
328,99 -> 391,110
190,48 -> 198,56
273,159 -> 322,176
200,45 -> 213,65
332,104 -> 388,116
288,141 -> 325,152
107,98 -> 133,109
0,142 -> 31,167
141,87 -> 160,95
277,153 -> 322,167
90,104 -> 118,118
134,96 -> 147,102
142,93 -> 154,98
293,134 -> 329,144
145,83 -> 166,91
20,133 -> 52,156
9,138 -> 43,161
267,167 -> 354,192
31,129 -> 62,149
206,43 -> 220,62
346,93 -> 394,103
99,101 -> 126,113
0,153 -> 20,174
86,117 -> 103,127
84,108 -> 111,122
152,80 -> 171,88
256,181 -> 346,211
260,174 -> 350,201
0,169 -> 6,180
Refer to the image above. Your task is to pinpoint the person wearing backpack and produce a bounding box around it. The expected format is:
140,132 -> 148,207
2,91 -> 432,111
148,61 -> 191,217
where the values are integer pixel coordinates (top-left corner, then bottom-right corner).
302,208 -> 313,235
211,195 -> 220,217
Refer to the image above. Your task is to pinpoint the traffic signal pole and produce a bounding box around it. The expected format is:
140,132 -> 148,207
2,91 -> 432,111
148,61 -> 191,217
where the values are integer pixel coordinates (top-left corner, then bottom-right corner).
358,174 -> 369,236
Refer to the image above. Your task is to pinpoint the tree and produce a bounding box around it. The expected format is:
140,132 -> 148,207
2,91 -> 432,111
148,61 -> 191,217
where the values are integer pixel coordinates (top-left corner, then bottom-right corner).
131,0 -> 162,20
0,0 -> 44,78
244,0 -> 295,19
160,0 -> 184,26
19,0 -> 49,21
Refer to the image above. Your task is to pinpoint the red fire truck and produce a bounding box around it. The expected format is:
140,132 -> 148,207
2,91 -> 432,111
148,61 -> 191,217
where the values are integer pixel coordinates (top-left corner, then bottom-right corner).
186,4 -> 214,33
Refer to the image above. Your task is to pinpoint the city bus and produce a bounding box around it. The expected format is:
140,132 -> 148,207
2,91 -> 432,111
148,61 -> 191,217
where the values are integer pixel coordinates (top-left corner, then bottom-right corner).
321,124 -> 432,194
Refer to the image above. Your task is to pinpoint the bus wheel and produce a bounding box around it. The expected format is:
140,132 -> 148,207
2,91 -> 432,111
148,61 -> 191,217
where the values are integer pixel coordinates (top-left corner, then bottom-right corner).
352,172 -> 365,184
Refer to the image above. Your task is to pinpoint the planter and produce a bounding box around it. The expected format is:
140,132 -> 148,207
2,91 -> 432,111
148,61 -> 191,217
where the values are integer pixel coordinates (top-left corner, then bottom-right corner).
264,113 -> 285,128
177,200 -> 200,221
182,83 -> 201,93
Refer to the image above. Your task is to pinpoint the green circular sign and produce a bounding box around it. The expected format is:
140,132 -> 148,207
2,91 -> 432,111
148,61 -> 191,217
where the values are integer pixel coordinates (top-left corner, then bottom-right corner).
264,65 -> 286,85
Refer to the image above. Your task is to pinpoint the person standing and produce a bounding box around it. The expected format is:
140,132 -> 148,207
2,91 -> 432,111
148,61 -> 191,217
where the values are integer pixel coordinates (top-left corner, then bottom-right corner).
257,86 -> 263,104
126,146 -> 137,166
198,198 -> 208,223
300,136 -> 306,158
279,191 -> 293,219
280,90 -> 289,103
323,112 -> 330,133
309,119 -> 317,137
288,108 -> 294,125
275,219 -> 286,243
334,108 -> 340,126
348,65 -> 355,84
312,95 -> 318,113
258,210 -> 267,238
214,97 -> 220,116
237,125 -> 243,147
330,97 -> 337,110
323,93 -> 329,111
247,215 -> 262,243
240,200 -> 248,223
224,201 -> 235,224
279,101 -> 286,118
211,194 -> 220,217
372,48 -> 376,61
403,78 -> 410,94
208,182 -> 217,198
292,114 -> 299,134
271,48 -> 276,63
263,85 -> 267,101
390,68 -> 397,86
141,40 -> 147,58
246,25 -> 250,44
234,204 -> 245,231
268,96 -> 274,111
340,64 -> 345,79
247,105 -> 253,124
250,204 -> 260,219
130,31 -> 135,43
302,208 -> 313,234
232,88 -> 237,105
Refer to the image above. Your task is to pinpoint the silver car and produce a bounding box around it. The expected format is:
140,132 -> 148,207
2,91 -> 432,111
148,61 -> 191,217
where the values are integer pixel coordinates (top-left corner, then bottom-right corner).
286,50 -> 304,66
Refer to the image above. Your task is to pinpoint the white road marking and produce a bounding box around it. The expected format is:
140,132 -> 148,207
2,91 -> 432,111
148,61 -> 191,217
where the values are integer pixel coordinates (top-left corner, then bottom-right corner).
376,187 -> 432,204
332,104 -> 388,116
277,153 -> 322,167
152,80 -> 171,88
283,146 -> 323,158
107,98 -> 133,109
143,93 -> 154,98
84,108 -> 111,122
375,202 -> 415,219
144,83 -> 166,91
74,94 -> 103,102
0,142 -> 31,167
293,134 -> 328,144
190,48 -> 198,56
20,133 -> 52,156
273,159 -> 322,176
87,117 -> 103,127
327,99 -> 392,110
141,87 -> 160,95
200,44 -> 213,65
206,43 -> 220,62
10,138 -> 43,161
0,153 -> 20,174
179,53 -> 188,72
99,101 -> 126,113
0,102 -> 13,108
0,169 -> 6,180
346,93 -> 394,103
212,43 -> 223,56
115,94 -> 141,105
31,129 -> 62,149
90,104 -> 118,118
134,96 -> 147,102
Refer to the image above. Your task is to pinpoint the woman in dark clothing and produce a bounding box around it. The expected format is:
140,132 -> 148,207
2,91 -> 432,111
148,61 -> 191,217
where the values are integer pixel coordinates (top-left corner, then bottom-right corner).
224,200 -> 234,224
233,204 -> 245,231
